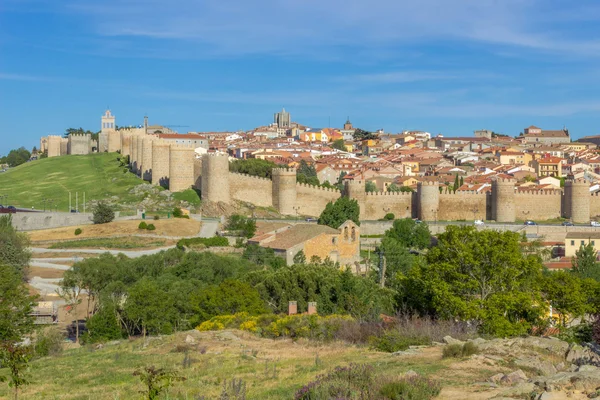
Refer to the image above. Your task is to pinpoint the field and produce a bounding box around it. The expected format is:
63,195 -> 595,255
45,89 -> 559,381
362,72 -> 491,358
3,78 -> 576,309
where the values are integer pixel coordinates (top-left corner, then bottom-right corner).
46,237 -> 172,250
0,330 -> 505,400
0,153 -> 144,210
28,219 -> 202,242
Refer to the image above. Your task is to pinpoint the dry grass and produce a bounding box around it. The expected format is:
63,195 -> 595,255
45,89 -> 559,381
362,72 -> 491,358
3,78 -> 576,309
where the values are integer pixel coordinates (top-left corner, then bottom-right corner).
32,252 -> 101,259
28,266 -> 66,279
27,219 -> 202,242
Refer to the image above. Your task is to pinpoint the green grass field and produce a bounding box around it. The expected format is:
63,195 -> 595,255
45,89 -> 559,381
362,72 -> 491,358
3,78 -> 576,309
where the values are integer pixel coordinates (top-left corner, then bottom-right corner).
0,330 -> 461,400
0,153 -> 145,211
48,237 -> 168,249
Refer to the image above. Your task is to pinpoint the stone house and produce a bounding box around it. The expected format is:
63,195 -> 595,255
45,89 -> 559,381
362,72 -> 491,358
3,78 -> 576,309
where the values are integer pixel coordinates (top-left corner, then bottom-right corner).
565,233 -> 600,257
248,221 -> 360,266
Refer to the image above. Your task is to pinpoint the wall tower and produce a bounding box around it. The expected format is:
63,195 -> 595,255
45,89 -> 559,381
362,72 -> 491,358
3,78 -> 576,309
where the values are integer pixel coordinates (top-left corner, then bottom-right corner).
169,145 -> 195,192
417,181 -> 440,221
491,178 -> 516,222
565,179 -> 590,224
152,140 -> 171,188
201,153 -> 230,203
272,168 -> 297,215
344,180 -> 367,220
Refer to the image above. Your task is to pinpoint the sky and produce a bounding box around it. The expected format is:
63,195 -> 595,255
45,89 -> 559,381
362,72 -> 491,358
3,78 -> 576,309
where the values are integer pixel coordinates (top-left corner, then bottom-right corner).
2,0 -> 600,155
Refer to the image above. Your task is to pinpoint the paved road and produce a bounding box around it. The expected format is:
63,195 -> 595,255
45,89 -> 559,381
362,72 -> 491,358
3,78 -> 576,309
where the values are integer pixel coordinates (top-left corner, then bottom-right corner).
31,246 -> 177,258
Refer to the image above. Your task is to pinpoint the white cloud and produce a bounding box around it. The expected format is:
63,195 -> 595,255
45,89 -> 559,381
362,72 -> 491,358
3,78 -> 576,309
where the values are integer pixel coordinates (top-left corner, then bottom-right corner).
59,0 -> 600,57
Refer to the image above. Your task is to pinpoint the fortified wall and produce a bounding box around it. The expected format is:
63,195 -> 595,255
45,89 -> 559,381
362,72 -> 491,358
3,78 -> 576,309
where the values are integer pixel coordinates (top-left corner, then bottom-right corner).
68,134 -> 93,155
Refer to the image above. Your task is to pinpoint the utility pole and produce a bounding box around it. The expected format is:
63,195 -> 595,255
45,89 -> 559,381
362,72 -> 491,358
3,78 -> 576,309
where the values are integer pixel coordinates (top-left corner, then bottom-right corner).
378,248 -> 386,288
76,192 -> 78,213
83,192 -> 86,213
69,192 -> 72,212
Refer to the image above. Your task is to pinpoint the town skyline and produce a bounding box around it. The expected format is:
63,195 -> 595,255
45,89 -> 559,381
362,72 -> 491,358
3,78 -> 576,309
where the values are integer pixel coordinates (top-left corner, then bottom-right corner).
3,0 -> 600,154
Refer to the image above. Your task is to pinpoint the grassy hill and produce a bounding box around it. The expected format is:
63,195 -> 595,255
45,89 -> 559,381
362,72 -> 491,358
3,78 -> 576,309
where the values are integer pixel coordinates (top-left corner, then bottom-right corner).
0,330 -> 462,400
0,153 -> 200,211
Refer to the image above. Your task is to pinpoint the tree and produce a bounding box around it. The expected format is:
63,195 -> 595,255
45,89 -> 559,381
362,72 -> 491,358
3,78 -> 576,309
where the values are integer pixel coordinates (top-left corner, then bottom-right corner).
383,218 -> 431,250
542,271 -> 597,326
453,174 -> 459,192
226,214 -> 257,238
365,181 -> 377,193
0,342 -> 32,400
242,244 -> 285,269
293,250 -> 307,264
353,128 -> 377,141
92,202 -> 115,224
124,278 -> 175,338
191,280 -> 267,322
133,366 -> 185,400
387,183 -> 413,193
297,160 -> 319,186
56,283 -> 83,343
571,242 -> 600,281
460,176 -> 464,187
332,139 -> 346,151
404,226 -> 545,336
0,215 -> 31,279
318,197 -> 360,228
2,147 -> 31,167
0,264 -> 36,342
229,158 -> 276,178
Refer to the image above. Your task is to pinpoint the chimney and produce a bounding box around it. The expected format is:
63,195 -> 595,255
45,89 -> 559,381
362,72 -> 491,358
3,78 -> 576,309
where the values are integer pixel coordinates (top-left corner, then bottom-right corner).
307,302 -> 317,315
288,301 -> 297,315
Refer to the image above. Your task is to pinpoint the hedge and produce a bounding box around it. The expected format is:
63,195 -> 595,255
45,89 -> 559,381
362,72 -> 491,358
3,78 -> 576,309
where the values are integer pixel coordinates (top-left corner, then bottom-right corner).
176,236 -> 229,250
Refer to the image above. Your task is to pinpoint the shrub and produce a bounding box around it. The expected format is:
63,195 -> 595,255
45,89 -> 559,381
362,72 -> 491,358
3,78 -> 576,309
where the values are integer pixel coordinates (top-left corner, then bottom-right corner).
226,214 -> 257,238
146,224 -> 156,231
176,236 -> 229,250
153,215 -> 160,221
383,213 -> 395,221
442,342 -> 479,359
379,375 -> 442,400
92,202 -> 115,224
172,207 -> 183,218
369,330 -> 430,353
74,228 -> 82,236
138,222 -> 148,230
34,327 -> 64,357
558,323 -> 594,344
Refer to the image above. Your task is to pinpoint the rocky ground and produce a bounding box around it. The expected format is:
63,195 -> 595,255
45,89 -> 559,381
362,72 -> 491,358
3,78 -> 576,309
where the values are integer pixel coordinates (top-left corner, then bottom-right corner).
439,335 -> 600,399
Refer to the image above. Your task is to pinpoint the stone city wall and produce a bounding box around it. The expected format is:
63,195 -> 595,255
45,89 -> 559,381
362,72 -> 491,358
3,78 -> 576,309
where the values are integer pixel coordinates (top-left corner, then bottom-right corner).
46,136 -> 63,158
169,145 -> 195,192
68,134 -> 92,155
363,191 -> 413,220
438,192 -> 488,221
295,184 -> 340,217
514,190 -> 562,221
229,173 -> 274,208
152,140 -> 171,188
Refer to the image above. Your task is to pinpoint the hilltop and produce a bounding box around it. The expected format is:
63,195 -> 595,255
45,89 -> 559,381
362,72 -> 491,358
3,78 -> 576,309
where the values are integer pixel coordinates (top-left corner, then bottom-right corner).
0,153 -> 199,211
2,329 -> 600,399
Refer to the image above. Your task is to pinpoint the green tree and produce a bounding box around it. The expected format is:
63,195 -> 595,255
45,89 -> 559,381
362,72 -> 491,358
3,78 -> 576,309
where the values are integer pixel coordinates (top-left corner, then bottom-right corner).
0,264 -> 36,342
226,214 -> 257,238
133,366 -> 185,400
191,280 -> 267,322
124,278 -> 175,338
543,271 -> 597,326
242,244 -> 285,268
387,183 -> 413,193
365,181 -> 377,193
383,218 -> 431,250
332,139 -> 346,151
293,250 -> 307,264
229,158 -> 277,178
297,160 -> 319,186
92,202 -> 115,224
318,197 -> 360,228
353,128 -> 377,141
0,215 -> 31,278
453,174 -> 459,192
405,226 -> 545,336
571,242 -> 600,281
83,301 -> 124,343
3,147 -> 31,167
378,236 -> 416,286
460,176 -> 464,187
0,342 -> 32,400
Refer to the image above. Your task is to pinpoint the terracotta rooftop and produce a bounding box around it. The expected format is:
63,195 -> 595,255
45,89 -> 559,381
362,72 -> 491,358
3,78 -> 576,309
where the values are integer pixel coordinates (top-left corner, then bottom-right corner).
253,224 -> 340,250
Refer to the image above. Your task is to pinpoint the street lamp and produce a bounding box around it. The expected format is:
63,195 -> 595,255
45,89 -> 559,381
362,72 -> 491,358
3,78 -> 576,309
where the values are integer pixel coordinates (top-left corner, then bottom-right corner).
293,206 -> 300,222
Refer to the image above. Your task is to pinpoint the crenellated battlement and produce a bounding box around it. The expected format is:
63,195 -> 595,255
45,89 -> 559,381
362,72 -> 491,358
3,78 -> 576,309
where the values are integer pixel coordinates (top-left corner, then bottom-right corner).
229,172 -> 272,182
272,168 -> 296,175
566,178 -> 589,185
418,181 -> 439,187
366,191 -> 411,196
296,182 -> 340,192
493,178 -> 516,184
515,189 -> 563,196
440,190 -> 487,196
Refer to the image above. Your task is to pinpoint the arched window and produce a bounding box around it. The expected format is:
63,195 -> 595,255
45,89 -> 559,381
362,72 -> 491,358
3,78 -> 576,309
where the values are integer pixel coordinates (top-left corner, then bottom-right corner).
344,227 -> 349,240
351,227 -> 356,241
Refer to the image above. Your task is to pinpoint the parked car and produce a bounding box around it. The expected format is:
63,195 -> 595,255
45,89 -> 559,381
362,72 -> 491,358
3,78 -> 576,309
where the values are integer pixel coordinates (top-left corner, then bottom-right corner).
414,219 -> 422,224
7,206 -> 16,212
591,221 -> 600,227
524,220 -> 537,226
305,218 -> 317,222
474,220 -> 485,226
561,221 -> 574,226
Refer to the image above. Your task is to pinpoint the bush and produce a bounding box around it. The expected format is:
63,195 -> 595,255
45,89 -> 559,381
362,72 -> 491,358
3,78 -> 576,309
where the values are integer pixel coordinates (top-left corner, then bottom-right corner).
34,327 -> 64,357
146,224 -> 156,231
176,236 -> 229,250
369,330 -> 430,353
92,202 -> 115,224
138,221 -> 148,230
379,375 -> 442,400
74,228 -> 82,236
226,215 -> 257,238
383,213 -> 395,221
442,342 -> 479,359
153,215 -> 160,221
172,207 -> 183,218
558,323 -> 593,344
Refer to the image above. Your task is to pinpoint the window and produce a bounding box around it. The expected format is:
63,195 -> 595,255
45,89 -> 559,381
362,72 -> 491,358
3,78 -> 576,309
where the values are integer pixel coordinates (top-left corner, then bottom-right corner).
593,241 -> 596,246
571,240 -> 575,246
344,227 -> 349,240
581,240 -> 585,246
351,227 -> 356,241
332,237 -> 337,245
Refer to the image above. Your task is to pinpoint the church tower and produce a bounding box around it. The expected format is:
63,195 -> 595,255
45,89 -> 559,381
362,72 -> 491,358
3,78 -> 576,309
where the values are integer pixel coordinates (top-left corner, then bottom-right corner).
99,110 -> 116,152
344,117 -> 353,131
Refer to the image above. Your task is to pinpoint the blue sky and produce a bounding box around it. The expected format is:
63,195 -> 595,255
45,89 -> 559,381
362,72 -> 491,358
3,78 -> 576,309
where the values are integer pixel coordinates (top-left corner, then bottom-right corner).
2,0 -> 600,155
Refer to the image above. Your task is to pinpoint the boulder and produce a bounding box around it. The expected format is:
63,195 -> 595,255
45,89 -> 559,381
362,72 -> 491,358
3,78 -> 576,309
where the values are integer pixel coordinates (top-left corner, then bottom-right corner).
538,392 -> 572,400
443,336 -> 466,346
489,373 -> 505,384
185,334 -> 196,344
497,382 -> 536,398
501,369 -> 528,385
